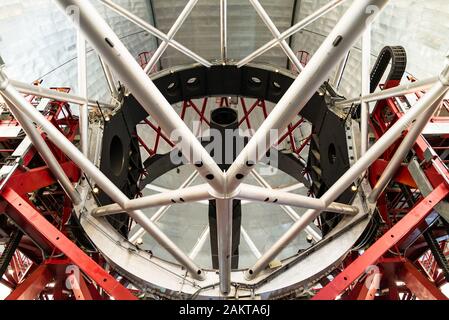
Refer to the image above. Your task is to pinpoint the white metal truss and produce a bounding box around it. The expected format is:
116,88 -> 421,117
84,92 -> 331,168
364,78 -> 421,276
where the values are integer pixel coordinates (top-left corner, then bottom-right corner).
99,0 -> 212,68
249,0 -> 304,72
77,28 -> 89,156
236,0 -> 349,68
143,0 -> 199,74
1,0 -> 449,296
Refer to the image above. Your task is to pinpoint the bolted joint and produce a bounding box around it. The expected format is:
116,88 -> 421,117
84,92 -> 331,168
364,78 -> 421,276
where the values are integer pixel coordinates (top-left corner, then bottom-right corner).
207,185 -> 240,200
440,52 -> 449,86
244,269 -> 256,281
440,64 -> 449,87
195,269 -> 207,281
0,62 -> 10,91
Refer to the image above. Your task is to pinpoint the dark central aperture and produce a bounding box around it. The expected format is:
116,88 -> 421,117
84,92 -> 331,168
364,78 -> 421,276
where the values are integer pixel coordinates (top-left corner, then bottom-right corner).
99,64 -> 354,270
110,135 -> 125,176
208,107 -> 241,269
211,107 -> 238,126
209,107 -> 239,170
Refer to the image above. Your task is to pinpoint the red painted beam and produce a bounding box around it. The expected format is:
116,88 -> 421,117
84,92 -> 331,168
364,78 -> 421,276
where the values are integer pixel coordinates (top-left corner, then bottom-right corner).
70,273 -> 94,300
5,264 -> 53,300
398,260 -> 447,300
6,161 -> 79,194
0,278 -> 14,290
370,159 -> 416,188
1,187 -> 137,300
313,183 -> 449,300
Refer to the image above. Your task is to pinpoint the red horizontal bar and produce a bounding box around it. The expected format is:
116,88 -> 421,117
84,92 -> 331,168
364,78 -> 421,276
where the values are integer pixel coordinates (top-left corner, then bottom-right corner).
313,183 -> 449,300
6,264 -> 53,300
1,187 -> 137,300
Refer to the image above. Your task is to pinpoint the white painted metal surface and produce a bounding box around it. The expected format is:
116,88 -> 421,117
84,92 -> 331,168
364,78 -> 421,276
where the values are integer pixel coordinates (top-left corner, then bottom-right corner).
1,0 -> 448,299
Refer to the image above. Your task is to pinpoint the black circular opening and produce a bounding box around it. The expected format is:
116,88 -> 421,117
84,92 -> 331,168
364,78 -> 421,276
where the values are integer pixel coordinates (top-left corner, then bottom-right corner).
206,174 -> 214,180
195,161 -> 204,168
249,76 -> 262,87
211,108 -> 238,126
186,77 -> 198,86
273,81 -> 281,91
328,143 -> 337,165
236,174 -> 244,180
167,82 -> 177,94
110,135 -> 125,176
246,160 -> 255,167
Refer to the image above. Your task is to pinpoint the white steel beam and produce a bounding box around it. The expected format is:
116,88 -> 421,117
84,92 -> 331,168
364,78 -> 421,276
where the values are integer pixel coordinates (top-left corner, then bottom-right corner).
245,56 -> 449,280
361,25 -> 371,155
226,0 -> 390,195
92,184 -> 212,217
4,99 -> 81,205
335,76 -> 438,107
77,29 -> 89,156
368,96 -> 445,202
278,182 -> 306,193
188,226 -> 210,260
237,183 -> 358,216
332,50 -> 350,90
249,0 -> 303,72
98,55 -> 119,98
0,68 -> 205,280
241,227 -> 262,259
55,0 -> 225,193
98,0 -> 212,68
216,198 -> 233,294
250,170 -> 321,241
9,79 -> 114,109
129,171 -> 199,243
237,0 -> 348,68
220,0 -> 227,61
143,0 -> 198,74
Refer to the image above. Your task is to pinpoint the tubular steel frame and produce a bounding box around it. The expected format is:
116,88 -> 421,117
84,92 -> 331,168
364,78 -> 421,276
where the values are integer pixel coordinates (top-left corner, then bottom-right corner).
0,0 -> 449,299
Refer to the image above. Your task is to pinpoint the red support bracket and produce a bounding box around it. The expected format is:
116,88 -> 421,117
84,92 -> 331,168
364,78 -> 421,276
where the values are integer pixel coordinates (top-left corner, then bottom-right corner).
1,187 -> 137,300
5,264 -> 53,300
313,183 -> 449,300
68,270 -> 94,300
398,260 -> 447,300
5,161 -> 80,194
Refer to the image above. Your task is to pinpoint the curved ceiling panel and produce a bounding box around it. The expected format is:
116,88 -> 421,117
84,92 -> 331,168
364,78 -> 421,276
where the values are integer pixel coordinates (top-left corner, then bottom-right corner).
0,0 -> 157,101
152,0 -> 295,69
291,0 -> 449,96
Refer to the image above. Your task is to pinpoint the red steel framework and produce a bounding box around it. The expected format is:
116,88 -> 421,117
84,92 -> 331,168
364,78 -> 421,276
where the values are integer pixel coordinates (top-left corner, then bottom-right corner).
2,64 -> 449,301
312,74 -> 449,300
0,90 -> 136,300
0,88 -> 312,300
136,96 -> 312,161
3,0 -> 449,301
138,51 -> 158,74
